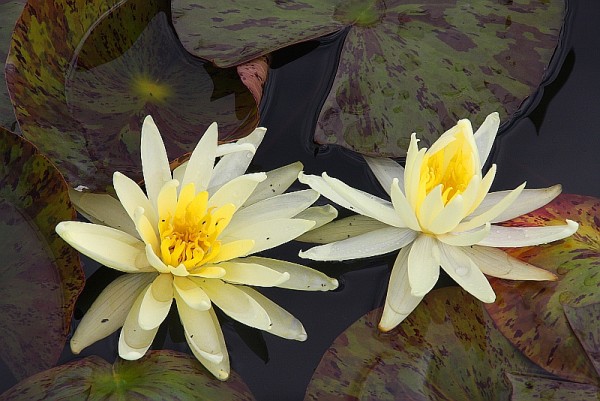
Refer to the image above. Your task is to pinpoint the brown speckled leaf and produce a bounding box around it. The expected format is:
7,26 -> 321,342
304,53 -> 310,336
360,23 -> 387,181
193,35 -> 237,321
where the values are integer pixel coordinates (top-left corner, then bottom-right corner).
305,287 -> 550,401
485,194 -> 600,385
507,373 -> 600,401
0,351 -> 255,401
6,0 -> 260,191
0,127 -> 83,381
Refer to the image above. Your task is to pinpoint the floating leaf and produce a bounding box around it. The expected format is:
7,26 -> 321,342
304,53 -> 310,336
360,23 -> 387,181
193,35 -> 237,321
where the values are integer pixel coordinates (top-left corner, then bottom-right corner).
172,0 -> 566,156
305,287 -> 550,400
0,127 -> 83,381
6,0 -> 260,191
506,373 -> 600,400
485,194 -> 600,385
0,350 -> 255,400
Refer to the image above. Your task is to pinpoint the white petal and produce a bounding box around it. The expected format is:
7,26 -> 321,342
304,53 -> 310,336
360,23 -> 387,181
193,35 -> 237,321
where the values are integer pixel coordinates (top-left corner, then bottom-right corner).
407,235 -> 440,297
299,226 -> 417,261
113,171 -> 158,229
364,156 -> 404,196
188,265 -> 226,278
379,246 -> 424,332
219,261 -> 290,287
144,243 -> 169,273
477,220 -> 579,247
236,286 -> 307,341
208,127 -> 265,192
437,223 -> 491,247
133,207 -> 159,252
298,172 -> 356,211
156,179 -> 179,220
426,194 -> 466,234
462,246 -> 557,281
474,112 -> 500,166
322,173 -> 407,227
293,205 -> 338,233
175,293 -> 224,364
404,135 -> 426,210
70,273 -> 156,354
180,122 -> 218,193
471,185 -> 562,223
438,243 -> 496,303
207,173 -> 266,210
68,188 -> 138,237
222,218 -> 315,254
140,115 -> 172,209
173,276 -> 211,310
416,185 -> 444,229
55,221 -> 152,273
238,257 -> 338,291
244,162 -> 303,206
196,279 -> 272,330
466,164 -> 496,216
118,285 -> 161,360
296,214 -> 389,244
137,274 -> 173,330
390,178 -> 420,231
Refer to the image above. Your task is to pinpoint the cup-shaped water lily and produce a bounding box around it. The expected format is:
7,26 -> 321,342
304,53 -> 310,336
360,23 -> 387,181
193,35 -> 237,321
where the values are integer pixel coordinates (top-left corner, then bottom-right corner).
298,112 -> 578,332
56,116 -> 338,380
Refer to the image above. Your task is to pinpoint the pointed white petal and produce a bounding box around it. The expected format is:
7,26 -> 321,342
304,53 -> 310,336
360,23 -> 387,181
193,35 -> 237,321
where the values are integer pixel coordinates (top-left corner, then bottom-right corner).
172,161 -> 187,185
133,206 -> 159,252
390,178 -> 420,231
156,179 -> 179,220
237,286 -> 307,341
239,257 -> 338,291
140,115 -> 172,209
379,246 -> 424,332
180,122 -> 218,193
196,279 -> 271,330
404,135 -> 426,210
68,189 -> 138,237
438,243 -> 496,303
296,214 -> 389,244
466,164 -> 496,216
299,226 -> 417,261
113,171 -> 158,229
474,112 -> 500,166
298,172 -> 356,211
173,276 -> 211,310
364,156 -> 405,196
471,185 -> 562,223
55,221 -> 152,273
208,173 -> 266,210
293,205 -> 338,232
70,273 -> 156,354
138,274 -> 173,330
427,194 -> 466,235
437,223 -> 491,247
218,261 -> 290,287
208,239 -> 255,264
407,235 -> 440,297
243,162 -> 302,206
416,185 -> 444,229
462,246 -> 557,281
118,285 -> 161,360
189,265 -> 226,278
477,220 -> 578,247
144,243 -> 169,273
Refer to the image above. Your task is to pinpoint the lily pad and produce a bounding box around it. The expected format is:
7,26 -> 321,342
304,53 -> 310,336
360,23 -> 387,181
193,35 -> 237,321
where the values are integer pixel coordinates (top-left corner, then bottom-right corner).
0,350 -> 255,400
6,0 -> 261,191
485,194 -> 600,385
305,287 -> 551,400
0,127 -> 83,381
172,0 -> 566,156
506,373 -> 600,400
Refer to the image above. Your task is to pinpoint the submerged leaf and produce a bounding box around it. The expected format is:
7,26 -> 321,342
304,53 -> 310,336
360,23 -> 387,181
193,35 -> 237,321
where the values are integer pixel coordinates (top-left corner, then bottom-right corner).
0,127 -> 83,381
0,350 -> 255,400
485,194 -> 600,385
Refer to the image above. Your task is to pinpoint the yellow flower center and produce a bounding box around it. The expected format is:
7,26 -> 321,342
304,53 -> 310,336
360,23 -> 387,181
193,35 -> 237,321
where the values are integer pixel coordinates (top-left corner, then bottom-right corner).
418,130 -> 476,206
158,185 -> 235,270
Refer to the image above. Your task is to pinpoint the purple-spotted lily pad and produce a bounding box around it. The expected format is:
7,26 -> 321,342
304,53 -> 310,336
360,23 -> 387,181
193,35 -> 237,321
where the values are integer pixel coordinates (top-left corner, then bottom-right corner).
305,287 -> 554,401
0,127 -> 84,381
172,0 -> 566,156
506,373 -> 600,400
5,0 -> 262,191
0,350 -> 255,400
485,194 -> 600,385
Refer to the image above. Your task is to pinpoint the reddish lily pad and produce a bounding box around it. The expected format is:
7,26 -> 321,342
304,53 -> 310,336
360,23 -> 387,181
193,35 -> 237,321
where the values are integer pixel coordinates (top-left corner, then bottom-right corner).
6,0 -> 261,191
0,127 -> 83,381
0,350 -> 255,400
172,0 -> 566,156
305,287 -> 551,401
485,194 -> 600,385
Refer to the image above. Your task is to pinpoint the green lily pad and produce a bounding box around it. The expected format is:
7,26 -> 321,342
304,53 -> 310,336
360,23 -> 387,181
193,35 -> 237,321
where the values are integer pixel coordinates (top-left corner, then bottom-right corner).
485,194 -> 600,385
5,0 -> 261,191
0,350 -> 255,400
172,0 -> 566,156
0,127 -> 83,381
506,373 -> 600,400
305,287 -> 551,401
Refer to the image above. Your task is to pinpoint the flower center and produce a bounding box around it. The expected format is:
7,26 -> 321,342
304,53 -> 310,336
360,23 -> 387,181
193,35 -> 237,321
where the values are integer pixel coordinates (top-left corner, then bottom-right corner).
158,186 -> 235,269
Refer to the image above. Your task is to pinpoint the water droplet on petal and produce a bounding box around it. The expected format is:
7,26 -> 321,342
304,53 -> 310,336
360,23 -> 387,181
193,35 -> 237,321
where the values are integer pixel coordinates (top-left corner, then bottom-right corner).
455,265 -> 469,276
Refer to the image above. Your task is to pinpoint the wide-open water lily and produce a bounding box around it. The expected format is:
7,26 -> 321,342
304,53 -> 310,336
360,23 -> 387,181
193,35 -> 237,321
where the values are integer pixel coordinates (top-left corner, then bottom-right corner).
298,112 -> 578,332
56,116 -> 338,380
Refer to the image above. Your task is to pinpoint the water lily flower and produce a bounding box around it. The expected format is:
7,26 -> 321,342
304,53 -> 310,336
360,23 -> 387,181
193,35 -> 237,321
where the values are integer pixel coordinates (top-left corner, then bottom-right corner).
298,112 -> 578,332
56,116 -> 338,380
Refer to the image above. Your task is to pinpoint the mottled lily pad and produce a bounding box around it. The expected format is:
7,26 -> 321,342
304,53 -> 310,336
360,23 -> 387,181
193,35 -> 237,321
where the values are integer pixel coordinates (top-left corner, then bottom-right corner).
0,350 -> 255,400
485,194 -> 600,385
172,0 -> 566,156
507,373 -> 600,400
6,0 -> 261,191
0,127 -> 83,381
305,287 -> 551,401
